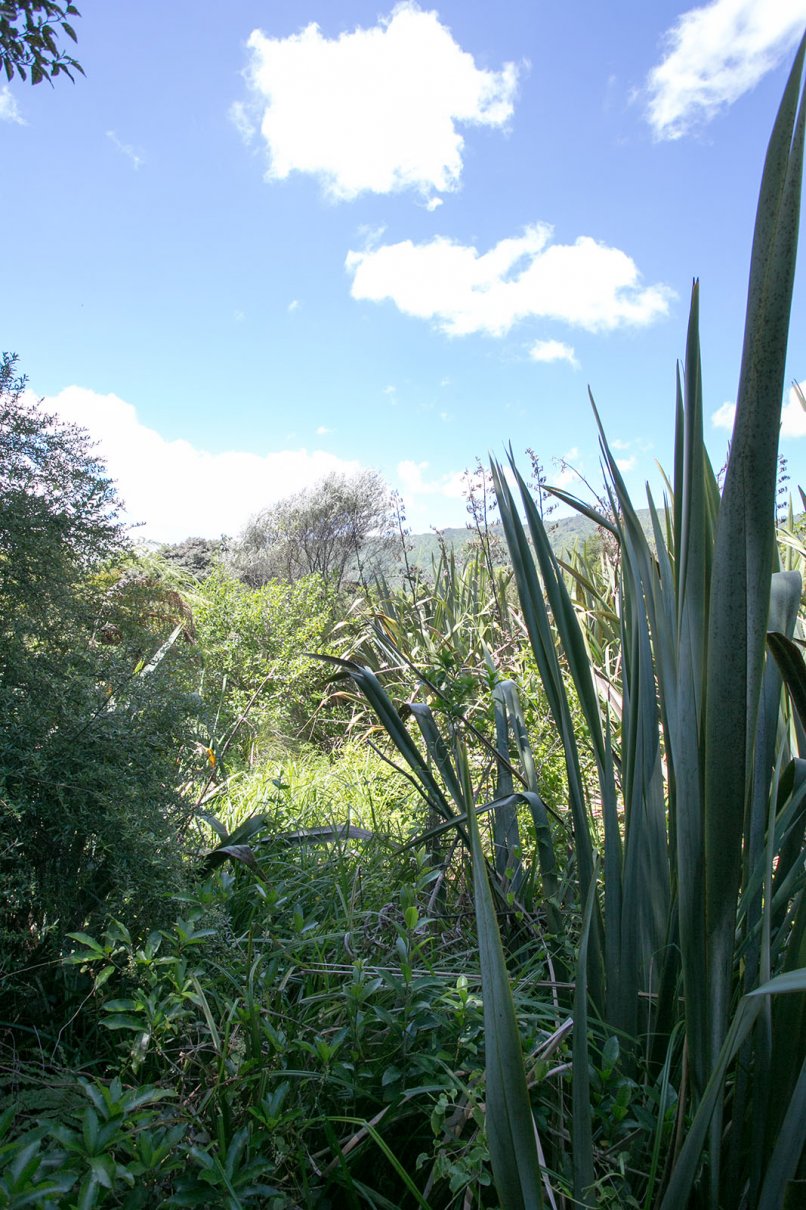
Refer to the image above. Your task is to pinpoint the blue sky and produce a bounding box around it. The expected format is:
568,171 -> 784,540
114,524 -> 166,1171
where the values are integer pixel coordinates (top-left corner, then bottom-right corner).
2,0 -> 805,540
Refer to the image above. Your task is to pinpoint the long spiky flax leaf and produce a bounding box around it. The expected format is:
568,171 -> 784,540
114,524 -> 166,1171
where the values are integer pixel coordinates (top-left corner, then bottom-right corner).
703,33 -> 806,1096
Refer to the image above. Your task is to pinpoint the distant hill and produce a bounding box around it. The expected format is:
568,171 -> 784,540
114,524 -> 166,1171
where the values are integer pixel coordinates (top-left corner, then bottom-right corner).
400,507 -> 655,573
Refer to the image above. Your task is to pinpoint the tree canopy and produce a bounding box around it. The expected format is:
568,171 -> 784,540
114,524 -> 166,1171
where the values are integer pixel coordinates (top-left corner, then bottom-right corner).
0,1 -> 83,85
0,354 -> 197,978
0,351 -> 123,632
231,469 -> 393,589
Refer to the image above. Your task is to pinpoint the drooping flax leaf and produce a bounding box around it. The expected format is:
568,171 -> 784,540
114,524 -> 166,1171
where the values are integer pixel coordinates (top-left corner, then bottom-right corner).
315,654 -> 467,844
491,456 -> 606,1014
462,753 -> 545,1210
492,679 -> 563,934
572,861 -> 598,1208
768,629 -> 806,732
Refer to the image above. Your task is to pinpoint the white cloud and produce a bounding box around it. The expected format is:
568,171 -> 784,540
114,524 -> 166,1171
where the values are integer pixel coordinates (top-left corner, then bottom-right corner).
238,1 -> 518,201
786,383 -> 806,436
397,459 -> 466,498
553,449 -> 582,490
0,85 -> 25,125
711,382 -> 806,437
530,338 -> 579,367
40,386 -> 361,542
288,298 -> 301,312
107,130 -> 145,170
315,424 -> 333,435
711,400 -> 736,429
616,455 -> 637,472
424,197 -> 444,212
646,0 -> 806,140
347,223 -> 673,336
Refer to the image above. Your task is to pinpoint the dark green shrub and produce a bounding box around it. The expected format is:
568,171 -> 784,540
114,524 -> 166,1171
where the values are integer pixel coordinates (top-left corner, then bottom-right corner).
0,356 -> 200,1024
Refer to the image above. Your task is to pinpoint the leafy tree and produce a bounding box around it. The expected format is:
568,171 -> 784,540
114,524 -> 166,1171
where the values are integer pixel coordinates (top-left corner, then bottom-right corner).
158,534 -> 226,579
0,352 -> 123,628
0,355 -> 198,1016
0,1 -> 83,85
230,469 -> 393,589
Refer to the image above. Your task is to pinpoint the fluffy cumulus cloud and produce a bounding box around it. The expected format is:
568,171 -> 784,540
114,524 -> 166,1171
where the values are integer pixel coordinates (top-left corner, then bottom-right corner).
529,338 -> 579,367
347,223 -> 673,336
711,382 -> 806,437
39,386 -> 361,542
646,0 -> 806,140
236,1 -> 518,201
711,401 -> 736,429
0,85 -> 25,124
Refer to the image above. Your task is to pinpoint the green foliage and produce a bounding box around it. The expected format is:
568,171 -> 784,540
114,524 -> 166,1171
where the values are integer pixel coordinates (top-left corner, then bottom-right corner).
0,358 -> 200,1023
20,829 -> 493,1205
3,29 -> 806,1210
193,567 -> 346,759
157,535 -> 225,580
230,469 -> 393,590
0,1 -> 83,85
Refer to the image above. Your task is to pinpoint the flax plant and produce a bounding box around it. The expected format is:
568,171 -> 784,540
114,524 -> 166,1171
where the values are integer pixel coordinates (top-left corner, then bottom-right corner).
336,37 -> 806,1210
488,38 -> 806,1208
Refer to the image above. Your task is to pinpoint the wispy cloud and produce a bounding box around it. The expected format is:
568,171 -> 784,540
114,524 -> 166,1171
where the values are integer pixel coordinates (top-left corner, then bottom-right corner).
106,130 -> 145,169
237,1 -> 518,202
0,85 -> 25,125
529,338 -> 579,367
347,223 -> 672,337
288,298 -> 301,312
397,459 -> 466,499
646,0 -> 806,140
711,382 -> 806,438
315,424 -> 333,435
229,99 -> 256,144
40,386 -> 361,542
553,448 -> 582,490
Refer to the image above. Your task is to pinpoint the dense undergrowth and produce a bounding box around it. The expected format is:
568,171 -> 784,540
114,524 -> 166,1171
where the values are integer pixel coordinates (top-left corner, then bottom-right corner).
2,40 -> 806,1210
